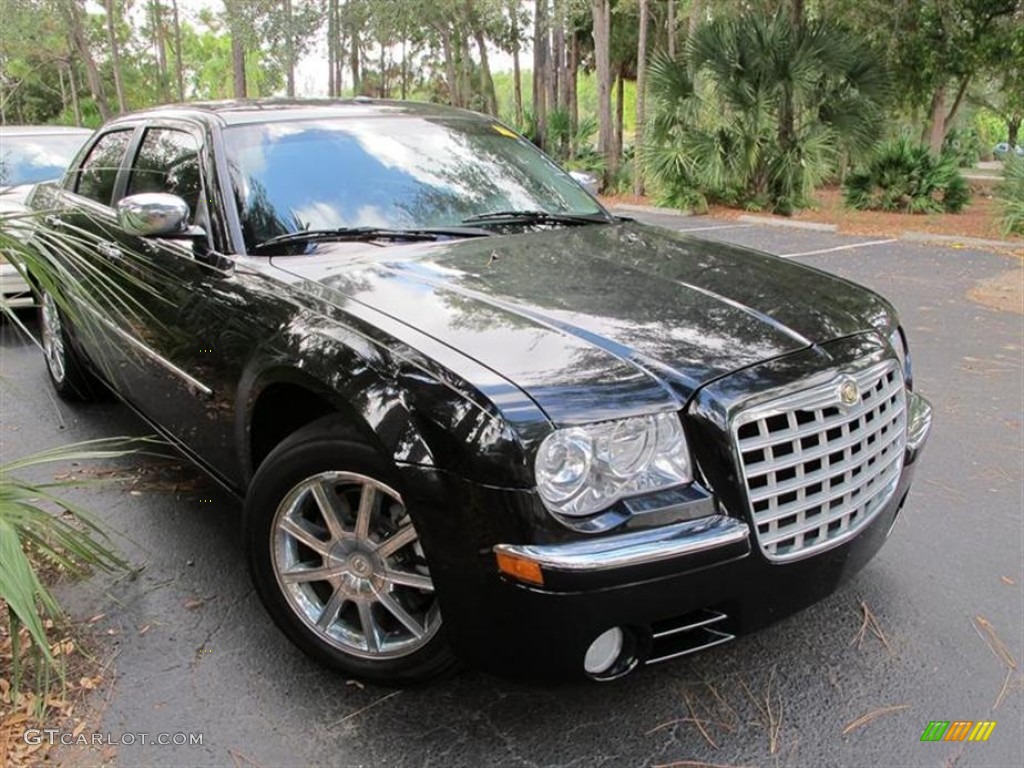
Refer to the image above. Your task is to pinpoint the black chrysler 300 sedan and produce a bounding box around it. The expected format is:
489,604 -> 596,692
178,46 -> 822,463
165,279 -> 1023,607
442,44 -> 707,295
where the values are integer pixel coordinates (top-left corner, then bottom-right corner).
26,100 -> 932,684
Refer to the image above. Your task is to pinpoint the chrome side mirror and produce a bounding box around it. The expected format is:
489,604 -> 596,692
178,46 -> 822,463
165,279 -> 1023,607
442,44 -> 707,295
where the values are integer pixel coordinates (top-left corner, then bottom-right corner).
569,170 -> 600,196
116,193 -> 190,237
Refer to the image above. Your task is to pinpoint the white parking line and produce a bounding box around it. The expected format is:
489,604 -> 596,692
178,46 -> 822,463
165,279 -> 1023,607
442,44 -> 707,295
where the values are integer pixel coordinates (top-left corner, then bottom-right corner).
674,223 -> 756,233
778,238 -> 898,259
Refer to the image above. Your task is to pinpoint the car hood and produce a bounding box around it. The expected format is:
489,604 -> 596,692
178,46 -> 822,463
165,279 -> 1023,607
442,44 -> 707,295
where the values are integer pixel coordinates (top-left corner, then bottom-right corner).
271,222 -> 893,425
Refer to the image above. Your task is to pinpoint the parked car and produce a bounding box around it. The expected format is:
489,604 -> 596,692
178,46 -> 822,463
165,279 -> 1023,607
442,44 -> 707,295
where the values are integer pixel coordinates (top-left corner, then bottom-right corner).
1,125 -> 92,308
993,142 -> 1024,159
27,100 -> 932,684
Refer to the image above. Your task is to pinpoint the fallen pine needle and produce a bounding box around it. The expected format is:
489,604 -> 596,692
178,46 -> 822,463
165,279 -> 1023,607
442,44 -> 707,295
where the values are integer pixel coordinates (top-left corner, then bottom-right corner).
228,748 -> 263,768
972,615 -> 1018,670
685,689 -> 718,749
646,717 -> 733,736
842,704 -> 910,735
851,599 -> 893,654
335,690 -> 401,726
992,668 -> 1024,710
654,762 -> 755,768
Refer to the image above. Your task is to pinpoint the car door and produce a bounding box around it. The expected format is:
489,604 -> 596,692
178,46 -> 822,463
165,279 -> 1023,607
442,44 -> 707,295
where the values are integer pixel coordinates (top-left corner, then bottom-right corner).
110,123 -> 269,485
42,127 -> 140,390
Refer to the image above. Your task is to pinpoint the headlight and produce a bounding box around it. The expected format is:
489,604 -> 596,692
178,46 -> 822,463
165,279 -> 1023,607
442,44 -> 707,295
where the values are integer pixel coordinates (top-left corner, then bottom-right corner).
534,412 -> 692,518
888,326 -> 912,385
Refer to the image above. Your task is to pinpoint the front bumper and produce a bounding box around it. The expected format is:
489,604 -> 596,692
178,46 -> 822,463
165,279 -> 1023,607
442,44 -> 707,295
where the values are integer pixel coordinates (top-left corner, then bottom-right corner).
405,388 -> 932,680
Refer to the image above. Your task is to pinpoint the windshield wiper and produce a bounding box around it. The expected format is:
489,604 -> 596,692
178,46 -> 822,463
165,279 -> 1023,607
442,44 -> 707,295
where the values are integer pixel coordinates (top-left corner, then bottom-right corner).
461,210 -> 610,226
251,226 -> 491,253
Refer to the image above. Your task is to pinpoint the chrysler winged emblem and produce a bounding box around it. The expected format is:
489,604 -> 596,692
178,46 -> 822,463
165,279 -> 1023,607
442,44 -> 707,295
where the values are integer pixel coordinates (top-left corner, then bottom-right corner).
838,378 -> 860,407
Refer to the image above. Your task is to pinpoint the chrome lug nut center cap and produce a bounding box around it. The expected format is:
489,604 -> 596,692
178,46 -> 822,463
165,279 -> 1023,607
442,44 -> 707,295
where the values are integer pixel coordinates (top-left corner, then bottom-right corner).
349,553 -> 372,577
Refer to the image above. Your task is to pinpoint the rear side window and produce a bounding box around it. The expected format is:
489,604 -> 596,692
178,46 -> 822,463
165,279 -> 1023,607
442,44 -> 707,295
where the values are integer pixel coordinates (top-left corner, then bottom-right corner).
75,130 -> 132,205
126,129 -> 202,222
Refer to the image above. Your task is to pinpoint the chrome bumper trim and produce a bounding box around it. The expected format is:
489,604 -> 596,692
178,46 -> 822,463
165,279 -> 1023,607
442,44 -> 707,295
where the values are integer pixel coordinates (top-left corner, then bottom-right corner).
906,390 -> 932,460
493,515 -> 750,573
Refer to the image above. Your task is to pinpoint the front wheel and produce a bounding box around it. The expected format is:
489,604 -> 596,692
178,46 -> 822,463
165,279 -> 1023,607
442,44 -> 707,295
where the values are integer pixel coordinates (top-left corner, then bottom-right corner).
244,417 -> 455,685
38,286 -> 102,401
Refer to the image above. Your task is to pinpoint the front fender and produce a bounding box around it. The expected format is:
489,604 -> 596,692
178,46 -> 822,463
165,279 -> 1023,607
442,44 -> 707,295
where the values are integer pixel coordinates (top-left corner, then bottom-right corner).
236,308 -> 538,489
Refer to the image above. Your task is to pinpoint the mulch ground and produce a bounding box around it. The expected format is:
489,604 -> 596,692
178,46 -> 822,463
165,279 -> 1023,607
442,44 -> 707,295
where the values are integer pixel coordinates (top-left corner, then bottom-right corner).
603,184 -> 1023,245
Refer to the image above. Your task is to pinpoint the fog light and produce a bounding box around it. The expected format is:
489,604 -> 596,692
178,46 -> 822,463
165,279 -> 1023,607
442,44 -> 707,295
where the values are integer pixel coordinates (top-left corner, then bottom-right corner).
584,627 -> 624,675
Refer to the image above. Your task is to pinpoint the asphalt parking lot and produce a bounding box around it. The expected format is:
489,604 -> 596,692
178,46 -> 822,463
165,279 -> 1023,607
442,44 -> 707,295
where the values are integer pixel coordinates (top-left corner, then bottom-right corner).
1,211 -> 1021,767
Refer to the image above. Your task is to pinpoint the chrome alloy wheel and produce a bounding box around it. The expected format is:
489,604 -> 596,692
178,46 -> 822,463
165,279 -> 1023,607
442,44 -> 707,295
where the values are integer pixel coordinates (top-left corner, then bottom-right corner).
40,289 -> 66,384
271,471 -> 441,659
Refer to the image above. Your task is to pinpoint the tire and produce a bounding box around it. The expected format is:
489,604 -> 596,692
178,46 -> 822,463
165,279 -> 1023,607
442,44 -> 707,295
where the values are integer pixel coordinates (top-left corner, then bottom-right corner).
37,285 -> 103,402
244,415 -> 456,685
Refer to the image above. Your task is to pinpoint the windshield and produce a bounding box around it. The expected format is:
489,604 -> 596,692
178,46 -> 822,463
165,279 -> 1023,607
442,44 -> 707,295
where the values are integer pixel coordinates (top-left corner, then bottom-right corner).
223,115 -> 605,251
0,133 -> 89,187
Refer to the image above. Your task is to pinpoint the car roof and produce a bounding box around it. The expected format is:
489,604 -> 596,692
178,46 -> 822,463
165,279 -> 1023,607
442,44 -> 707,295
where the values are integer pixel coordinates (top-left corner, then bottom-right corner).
107,98 -> 494,128
0,125 -> 93,136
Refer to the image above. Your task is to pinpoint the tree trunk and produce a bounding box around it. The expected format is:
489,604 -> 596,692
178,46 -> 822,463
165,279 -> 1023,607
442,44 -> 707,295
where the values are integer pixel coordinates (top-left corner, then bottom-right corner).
231,36 -> 247,98
65,0 -> 112,120
458,28 -> 473,108
223,0 -> 248,98
688,0 -> 702,35
440,26 -> 459,106
591,0 -> 614,179
634,0 -> 649,196
350,28 -> 361,96
511,10 -> 523,125
928,87 -> 946,154
327,0 -> 337,96
171,0 -> 185,100
400,37 -> 408,100
103,0 -> 127,112
944,76 -> 971,135
67,62 -> 83,126
58,64 -> 68,114
1009,115 -> 1021,148
552,0 -> 564,112
533,0 -> 549,148
467,2 -> 497,115
568,33 -> 579,154
284,0 -> 295,97
150,1 -> 170,102
791,0 -> 804,27
614,64 -> 624,160
667,0 -> 675,58
545,19 -> 557,118
777,0 -> 804,156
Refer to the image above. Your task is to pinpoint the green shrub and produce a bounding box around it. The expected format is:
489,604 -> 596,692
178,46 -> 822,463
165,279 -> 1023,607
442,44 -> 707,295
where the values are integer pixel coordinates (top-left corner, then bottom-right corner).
997,155 -> 1024,236
942,126 -> 983,168
644,11 -> 889,215
1,212 -> 134,699
844,138 -> 971,214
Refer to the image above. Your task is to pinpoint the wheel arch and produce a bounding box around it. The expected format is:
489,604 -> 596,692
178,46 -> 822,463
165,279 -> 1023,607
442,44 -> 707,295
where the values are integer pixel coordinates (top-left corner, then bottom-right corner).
237,322 -> 541,491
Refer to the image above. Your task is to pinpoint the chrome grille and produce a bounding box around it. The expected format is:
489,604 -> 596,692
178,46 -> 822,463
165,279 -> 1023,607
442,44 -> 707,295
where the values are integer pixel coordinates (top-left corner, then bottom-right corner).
733,360 -> 907,561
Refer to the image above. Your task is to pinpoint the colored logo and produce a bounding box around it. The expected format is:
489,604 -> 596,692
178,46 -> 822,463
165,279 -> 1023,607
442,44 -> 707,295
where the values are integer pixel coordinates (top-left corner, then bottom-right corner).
920,721 -> 997,742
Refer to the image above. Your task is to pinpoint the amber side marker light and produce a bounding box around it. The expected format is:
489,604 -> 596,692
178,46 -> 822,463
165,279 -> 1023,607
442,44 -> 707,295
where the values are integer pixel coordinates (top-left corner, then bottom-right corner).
495,550 -> 544,586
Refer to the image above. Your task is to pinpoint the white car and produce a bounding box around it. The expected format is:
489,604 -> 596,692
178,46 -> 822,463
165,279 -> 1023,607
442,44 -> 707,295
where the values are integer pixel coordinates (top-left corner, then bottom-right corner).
1,125 -> 92,308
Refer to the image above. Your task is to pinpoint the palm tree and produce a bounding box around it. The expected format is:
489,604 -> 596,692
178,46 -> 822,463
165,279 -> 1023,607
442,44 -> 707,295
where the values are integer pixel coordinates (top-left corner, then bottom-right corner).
1,209 -> 150,697
645,8 -> 890,214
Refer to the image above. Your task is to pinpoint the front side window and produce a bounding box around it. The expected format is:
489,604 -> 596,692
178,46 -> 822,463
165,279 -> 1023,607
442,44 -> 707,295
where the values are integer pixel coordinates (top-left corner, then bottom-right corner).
223,116 -> 603,251
125,128 -> 203,222
75,130 -> 133,205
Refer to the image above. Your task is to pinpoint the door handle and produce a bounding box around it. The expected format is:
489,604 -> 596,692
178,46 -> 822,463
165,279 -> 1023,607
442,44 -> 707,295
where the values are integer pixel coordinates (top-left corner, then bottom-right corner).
44,214 -> 63,228
96,242 -> 124,261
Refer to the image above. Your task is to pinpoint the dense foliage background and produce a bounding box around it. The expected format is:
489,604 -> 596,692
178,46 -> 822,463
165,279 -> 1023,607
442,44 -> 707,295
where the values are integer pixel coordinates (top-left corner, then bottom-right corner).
1,1 -> 1022,213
